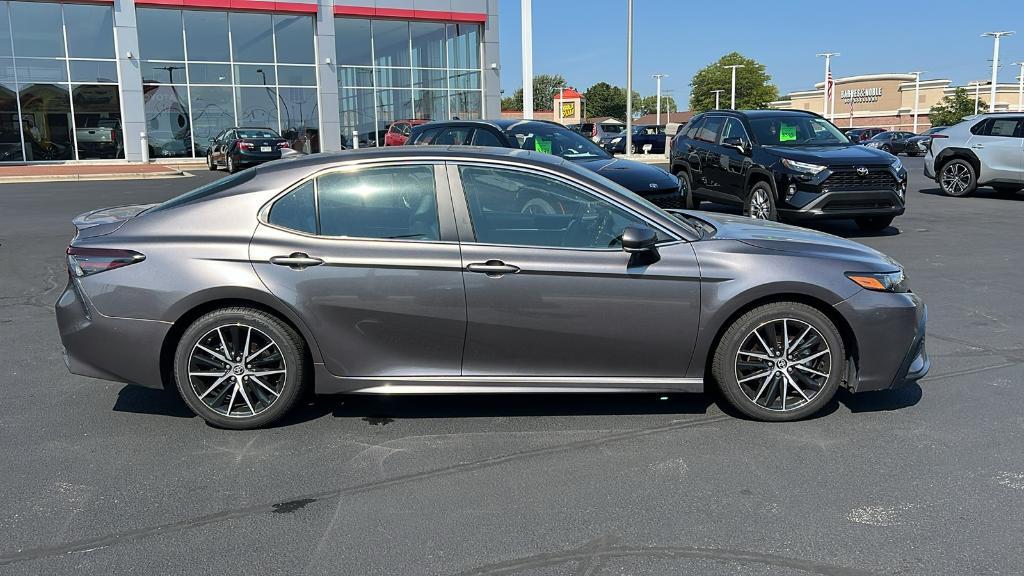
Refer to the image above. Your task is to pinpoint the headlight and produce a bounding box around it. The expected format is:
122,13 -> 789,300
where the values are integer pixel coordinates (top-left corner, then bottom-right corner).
865,141 -> 881,148
891,157 -> 903,172
611,137 -> 622,143
780,158 -> 827,175
846,270 -> 909,292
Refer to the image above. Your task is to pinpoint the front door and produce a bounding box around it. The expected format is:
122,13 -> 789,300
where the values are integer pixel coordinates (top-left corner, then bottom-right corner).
249,161 -> 467,378
969,116 -> 1024,183
448,162 -> 702,381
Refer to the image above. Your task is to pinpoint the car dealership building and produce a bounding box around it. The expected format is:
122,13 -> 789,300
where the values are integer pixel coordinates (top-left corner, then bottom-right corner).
771,73 -> 1024,132
0,0 -> 499,163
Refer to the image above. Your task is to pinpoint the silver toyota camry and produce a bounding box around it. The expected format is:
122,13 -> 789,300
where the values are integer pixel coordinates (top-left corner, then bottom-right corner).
56,147 -> 928,429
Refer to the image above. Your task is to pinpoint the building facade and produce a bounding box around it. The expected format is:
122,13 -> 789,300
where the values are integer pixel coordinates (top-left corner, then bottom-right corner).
772,73 -> 1024,131
0,0 -> 499,163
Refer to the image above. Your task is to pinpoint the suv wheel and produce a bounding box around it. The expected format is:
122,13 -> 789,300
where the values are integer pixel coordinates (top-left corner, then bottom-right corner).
855,215 -> 895,231
939,159 -> 977,197
712,302 -> 845,422
745,182 -> 777,221
676,170 -> 699,209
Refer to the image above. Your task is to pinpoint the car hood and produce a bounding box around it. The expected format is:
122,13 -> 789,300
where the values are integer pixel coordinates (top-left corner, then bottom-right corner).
762,144 -> 895,166
574,157 -> 678,191
688,211 -> 902,271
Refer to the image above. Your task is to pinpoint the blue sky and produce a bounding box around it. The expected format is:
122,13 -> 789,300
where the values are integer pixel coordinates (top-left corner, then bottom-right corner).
498,0 -> 1024,107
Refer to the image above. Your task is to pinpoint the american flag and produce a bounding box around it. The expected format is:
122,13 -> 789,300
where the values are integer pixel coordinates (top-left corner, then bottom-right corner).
826,67 -> 834,103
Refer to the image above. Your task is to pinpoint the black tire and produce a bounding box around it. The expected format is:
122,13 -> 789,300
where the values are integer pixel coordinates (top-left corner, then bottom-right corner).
712,301 -> 846,422
676,169 -> 699,210
744,181 -> 777,221
938,158 -> 977,197
227,154 -> 238,174
207,153 -> 217,171
173,307 -> 308,429
854,215 -> 895,231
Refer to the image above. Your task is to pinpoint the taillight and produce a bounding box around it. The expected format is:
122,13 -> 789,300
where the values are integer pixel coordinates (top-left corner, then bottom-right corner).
926,133 -> 947,152
239,141 -> 254,151
66,247 -> 145,277
278,141 -> 290,148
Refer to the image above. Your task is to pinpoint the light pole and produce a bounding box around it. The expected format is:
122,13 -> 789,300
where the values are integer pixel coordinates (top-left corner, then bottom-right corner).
724,64 -> 744,109
625,0 -> 634,156
652,73 -> 667,125
521,0 -> 533,119
969,81 -> 983,115
711,89 -> 724,109
909,71 -> 925,132
982,31 -> 1014,113
1014,62 -> 1024,112
817,52 -> 839,120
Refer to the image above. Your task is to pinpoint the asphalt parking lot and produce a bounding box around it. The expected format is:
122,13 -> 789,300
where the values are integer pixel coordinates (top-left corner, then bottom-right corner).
1,156 -> 1022,575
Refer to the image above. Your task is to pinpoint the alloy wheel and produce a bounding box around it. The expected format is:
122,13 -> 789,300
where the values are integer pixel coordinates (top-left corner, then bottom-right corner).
733,318 -> 832,412
187,324 -> 287,418
941,162 -> 971,195
749,189 -> 772,220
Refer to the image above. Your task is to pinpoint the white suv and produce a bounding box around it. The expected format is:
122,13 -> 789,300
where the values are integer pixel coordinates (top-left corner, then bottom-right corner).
925,114 -> 1024,197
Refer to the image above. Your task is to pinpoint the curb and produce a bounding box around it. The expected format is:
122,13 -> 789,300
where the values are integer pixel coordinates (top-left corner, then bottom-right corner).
0,169 -> 189,184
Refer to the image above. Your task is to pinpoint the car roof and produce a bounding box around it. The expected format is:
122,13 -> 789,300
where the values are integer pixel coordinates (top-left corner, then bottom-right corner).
410,119 -> 560,131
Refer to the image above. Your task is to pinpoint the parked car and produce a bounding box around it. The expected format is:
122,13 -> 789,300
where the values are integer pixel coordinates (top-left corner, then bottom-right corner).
207,127 -> 290,173
863,131 -> 917,155
669,110 -> 908,231
845,127 -> 886,143
76,117 -> 122,159
576,121 -> 626,146
904,126 -> 946,157
605,124 -> 668,155
57,146 -> 928,428
924,113 -> 1024,197
384,119 -> 429,146
407,119 -> 682,206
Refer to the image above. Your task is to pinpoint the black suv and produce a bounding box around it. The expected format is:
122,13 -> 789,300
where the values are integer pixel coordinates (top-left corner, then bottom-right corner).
670,110 -> 909,231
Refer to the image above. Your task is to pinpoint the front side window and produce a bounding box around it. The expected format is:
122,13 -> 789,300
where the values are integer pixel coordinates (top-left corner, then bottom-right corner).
697,116 -> 723,143
459,166 -> 649,249
749,116 -> 848,147
317,165 -> 439,240
720,118 -> 748,143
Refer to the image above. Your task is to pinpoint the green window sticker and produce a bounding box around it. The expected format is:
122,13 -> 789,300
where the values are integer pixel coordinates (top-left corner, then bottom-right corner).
779,123 -> 797,142
534,138 -> 552,154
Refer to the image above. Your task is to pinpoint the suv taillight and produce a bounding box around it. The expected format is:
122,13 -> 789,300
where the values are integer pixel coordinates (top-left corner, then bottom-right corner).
67,247 -> 145,277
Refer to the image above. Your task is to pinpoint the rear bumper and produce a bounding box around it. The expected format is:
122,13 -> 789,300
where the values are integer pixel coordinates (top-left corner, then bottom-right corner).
923,155 -> 936,180
778,188 -> 906,221
233,150 -> 282,165
835,290 -> 928,392
56,276 -> 170,389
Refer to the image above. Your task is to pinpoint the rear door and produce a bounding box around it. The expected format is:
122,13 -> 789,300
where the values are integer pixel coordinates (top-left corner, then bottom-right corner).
713,117 -> 752,197
969,117 -> 1024,183
249,161 -> 467,378
448,162 -> 702,381
692,115 -> 728,200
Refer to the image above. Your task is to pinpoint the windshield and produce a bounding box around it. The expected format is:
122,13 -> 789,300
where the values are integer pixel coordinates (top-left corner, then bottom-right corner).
237,129 -> 280,139
599,124 -> 625,134
504,122 -> 611,160
749,116 -> 850,147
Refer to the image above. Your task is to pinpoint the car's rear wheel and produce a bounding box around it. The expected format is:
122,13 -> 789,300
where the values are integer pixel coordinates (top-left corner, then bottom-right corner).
854,215 -> 895,231
712,302 -> 845,422
207,153 -> 217,171
227,154 -> 238,174
939,159 -> 976,197
174,307 -> 307,429
745,181 -> 777,221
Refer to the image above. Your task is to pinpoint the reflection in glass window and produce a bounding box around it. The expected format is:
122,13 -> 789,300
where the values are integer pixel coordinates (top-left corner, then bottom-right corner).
70,61 -> 119,83
231,12 -> 274,63
187,63 -> 232,85
137,8 -> 185,61
19,83 -> 73,160
236,86 -> 278,129
375,67 -> 411,89
141,62 -> 186,85
277,65 -> 317,87
278,87 -> 319,153
335,18 -> 372,66
450,91 -> 481,119
268,180 -> 317,234
73,84 -> 122,159
190,86 -> 234,155
413,90 -> 447,121
273,15 -> 315,64
10,1 -> 65,58
234,64 -> 275,86
15,59 -> 68,83
339,67 -> 374,89
339,88 -> 375,148
373,20 -> 410,68
1,82 -> 22,162
317,165 -> 438,240
447,24 -> 479,70
413,68 -> 447,89
411,22 -> 446,69
64,4 -> 115,59
0,3 -> 10,58
143,85 -> 191,158
377,89 -> 412,129
184,10 -> 230,62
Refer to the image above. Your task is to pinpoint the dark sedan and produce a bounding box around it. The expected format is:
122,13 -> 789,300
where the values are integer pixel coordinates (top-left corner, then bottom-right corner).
407,119 -> 682,206
604,124 -> 668,155
844,127 -> 886,143
863,131 -> 917,155
57,146 -> 928,429
903,127 -> 946,157
207,127 -> 289,173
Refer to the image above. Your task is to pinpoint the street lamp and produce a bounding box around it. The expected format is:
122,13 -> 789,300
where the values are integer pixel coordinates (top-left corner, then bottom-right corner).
652,73 -> 668,125
1013,62 -> 1024,112
711,89 -> 724,110
969,81 -> 985,115
817,52 -> 839,120
625,0 -> 634,156
724,64 -> 744,109
909,71 -> 926,132
982,31 -> 1014,113
521,0 -> 534,119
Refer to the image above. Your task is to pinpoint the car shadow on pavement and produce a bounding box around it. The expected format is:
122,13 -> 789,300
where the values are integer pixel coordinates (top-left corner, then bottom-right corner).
113,386 -> 196,419
918,186 -> 1024,201
834,382 -> 923,413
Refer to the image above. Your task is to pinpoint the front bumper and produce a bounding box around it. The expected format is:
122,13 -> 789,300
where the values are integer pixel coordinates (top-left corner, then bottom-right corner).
834,290 -> 928,392
56,276 -> 170,389
639,187 -> 685,208
778,188 -> 906,221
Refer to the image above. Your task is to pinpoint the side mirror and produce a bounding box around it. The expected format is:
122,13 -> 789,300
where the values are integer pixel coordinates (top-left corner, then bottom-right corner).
208,137 -> 216,143
621,226 -> 658,253
723,136 -> 749,154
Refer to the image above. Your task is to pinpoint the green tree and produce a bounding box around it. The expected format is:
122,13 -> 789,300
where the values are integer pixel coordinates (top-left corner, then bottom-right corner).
928,87 -> 985,127
689,52 -> 779,112
583,82 -> 626,119
500,74 -> 568,111
637,95 -> 678,117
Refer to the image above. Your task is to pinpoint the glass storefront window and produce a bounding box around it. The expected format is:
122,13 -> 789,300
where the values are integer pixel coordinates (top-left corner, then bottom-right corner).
70,61 -> 119,84
64,4 -> 116,59
413,90 -> 447,122
187,63 -> 231,85
339,67 -> 373,89
0,82 -> 20,162
373,20 -> 410,68
184,10 -> 230,63
10,2 -> 65,58
375,67 -> 411,89
231,12 -> 274,64
278,87 -> 318,153
450,91 -> 482,120
138,8 -> 185,61
236,86 -> 278,128
338,87 -> 375,148
144,85 -> 191,158
411,22 -> 446,69
335,18 -> 372,66
234,64 -> 276,86
274,15 -> 315,65
19,83 -> 73,160
0,3 -> 10,58
190,86 -> 234,155
447,24 -> 479,70
73,84 -> 122,159
277,65 -> 317,87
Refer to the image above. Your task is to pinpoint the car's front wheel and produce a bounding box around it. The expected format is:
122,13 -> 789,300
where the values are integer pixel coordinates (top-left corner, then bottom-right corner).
227,154 -> 238,174
939,159 -> 977,197
745,181 -> 777,221
207,153 -> 217,171
712,302 -> 845,422
676,170 -> 699,210
173,307 -> 308,429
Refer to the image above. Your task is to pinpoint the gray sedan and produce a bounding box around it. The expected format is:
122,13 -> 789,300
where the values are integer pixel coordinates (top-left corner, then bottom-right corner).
56,147 -> 928,428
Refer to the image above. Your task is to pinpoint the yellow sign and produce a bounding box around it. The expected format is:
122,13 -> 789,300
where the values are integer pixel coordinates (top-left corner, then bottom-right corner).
561,101 -> 576,119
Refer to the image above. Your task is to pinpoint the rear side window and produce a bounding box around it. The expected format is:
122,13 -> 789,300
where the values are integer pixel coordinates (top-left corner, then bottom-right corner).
267,181 -> 316,234
317,165 -> 439,240
697,116 -> 724,143
433,127 -> 472,145
471,128 -> 504,147
411,127 -> 443,144
684,117 -> 703,139
983,118 -> 1022,137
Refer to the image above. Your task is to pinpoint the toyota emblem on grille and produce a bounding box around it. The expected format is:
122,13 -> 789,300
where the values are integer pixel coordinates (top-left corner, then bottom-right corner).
649,183 -> 659,189
856,166 -> 869,177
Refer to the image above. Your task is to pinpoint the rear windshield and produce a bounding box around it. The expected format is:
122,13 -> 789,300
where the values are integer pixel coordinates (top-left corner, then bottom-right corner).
237,129 -> 279,139
599,124 -> 624,134
148,170 -> 255,213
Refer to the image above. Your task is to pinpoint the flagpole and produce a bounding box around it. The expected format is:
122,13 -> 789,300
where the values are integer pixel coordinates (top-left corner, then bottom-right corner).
817,52 -> 839,121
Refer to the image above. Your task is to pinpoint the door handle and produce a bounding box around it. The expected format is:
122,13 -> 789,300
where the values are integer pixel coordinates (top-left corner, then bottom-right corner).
270,252 -> 324,269
971,144 -> 984,149
466,260 -> 520,276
